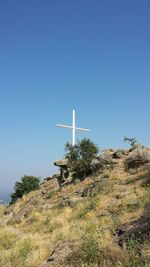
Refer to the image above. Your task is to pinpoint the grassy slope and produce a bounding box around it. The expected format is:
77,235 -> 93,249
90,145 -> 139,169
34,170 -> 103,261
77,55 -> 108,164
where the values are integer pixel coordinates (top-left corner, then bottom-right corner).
0,155 -> 150,267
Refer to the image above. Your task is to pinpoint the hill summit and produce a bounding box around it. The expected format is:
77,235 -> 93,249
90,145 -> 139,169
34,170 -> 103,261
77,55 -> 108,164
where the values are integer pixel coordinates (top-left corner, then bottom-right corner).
0,146 -> 150,267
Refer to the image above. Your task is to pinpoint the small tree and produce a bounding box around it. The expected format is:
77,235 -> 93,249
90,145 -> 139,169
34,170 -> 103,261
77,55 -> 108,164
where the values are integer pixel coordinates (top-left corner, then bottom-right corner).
124,136 -> 140,151
10,175 -> 40,204
124,137 -> 137,147
65,138 -> 99,180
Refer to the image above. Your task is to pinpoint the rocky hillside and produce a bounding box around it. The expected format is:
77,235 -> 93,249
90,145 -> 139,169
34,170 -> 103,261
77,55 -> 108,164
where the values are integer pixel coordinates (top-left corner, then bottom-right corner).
0,147 -> 150,267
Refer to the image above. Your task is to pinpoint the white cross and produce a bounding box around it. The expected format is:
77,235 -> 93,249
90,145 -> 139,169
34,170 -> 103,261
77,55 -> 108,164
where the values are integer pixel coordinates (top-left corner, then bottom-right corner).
56,110 -> 90,146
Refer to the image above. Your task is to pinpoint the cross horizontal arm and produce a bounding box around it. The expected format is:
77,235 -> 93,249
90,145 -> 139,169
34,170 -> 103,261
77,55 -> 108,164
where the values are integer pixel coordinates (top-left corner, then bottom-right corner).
75,127 -> 90,132
56,124 -> 90,131
56,124 -> 73,129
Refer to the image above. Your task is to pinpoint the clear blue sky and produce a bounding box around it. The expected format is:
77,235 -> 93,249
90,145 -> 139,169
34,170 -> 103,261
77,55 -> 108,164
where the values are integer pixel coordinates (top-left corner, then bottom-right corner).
0,0 -> 150,198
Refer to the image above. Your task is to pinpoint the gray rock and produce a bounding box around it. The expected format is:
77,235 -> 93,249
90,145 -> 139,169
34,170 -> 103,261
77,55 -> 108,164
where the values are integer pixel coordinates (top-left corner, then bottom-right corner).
90,157 -> 105,173
126,147 -> 150,169
75,178 -> 110,197
41,241 -> 74,267
54,159 -> 68,167
44,176 -> 54,181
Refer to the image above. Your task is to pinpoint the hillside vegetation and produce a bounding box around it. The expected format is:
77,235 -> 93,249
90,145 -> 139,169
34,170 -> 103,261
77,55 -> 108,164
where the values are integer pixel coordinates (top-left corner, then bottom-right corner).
0,143 -> 150,267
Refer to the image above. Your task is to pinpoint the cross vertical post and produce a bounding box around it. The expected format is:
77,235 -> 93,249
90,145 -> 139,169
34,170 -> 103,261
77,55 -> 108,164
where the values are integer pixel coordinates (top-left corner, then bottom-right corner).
72,110 -> 75,146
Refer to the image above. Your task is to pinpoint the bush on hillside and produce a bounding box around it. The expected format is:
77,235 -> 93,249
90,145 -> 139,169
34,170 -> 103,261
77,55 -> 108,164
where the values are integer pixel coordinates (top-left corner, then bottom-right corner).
10,176 -> 40,204
68,224 -> 123,266
124,136 -> 142,151
65,138 -> 99,180
124,137 -> 137,146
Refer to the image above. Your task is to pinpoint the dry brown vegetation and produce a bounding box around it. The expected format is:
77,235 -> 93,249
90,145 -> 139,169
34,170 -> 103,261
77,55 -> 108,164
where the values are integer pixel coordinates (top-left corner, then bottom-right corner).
0,149 -> 150,267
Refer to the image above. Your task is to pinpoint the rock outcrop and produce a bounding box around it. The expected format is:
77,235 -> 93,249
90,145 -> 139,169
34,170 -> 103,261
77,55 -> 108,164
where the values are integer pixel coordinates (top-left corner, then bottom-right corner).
41,241 -> 74,267
115,202 -> 150,246
54,159 -> 74,187
125,147 -> 150,169
54,156 -> 106,187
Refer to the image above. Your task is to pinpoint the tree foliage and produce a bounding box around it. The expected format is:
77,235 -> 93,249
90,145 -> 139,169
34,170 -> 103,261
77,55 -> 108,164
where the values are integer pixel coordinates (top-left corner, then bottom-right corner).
124,136 -> 137,146
65,138 -> 99,179
10,176 -> 40,204
124,136 -> 143,152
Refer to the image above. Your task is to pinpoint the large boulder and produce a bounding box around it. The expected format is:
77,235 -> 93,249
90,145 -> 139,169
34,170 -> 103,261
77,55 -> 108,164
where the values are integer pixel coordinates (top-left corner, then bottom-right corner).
102,149 -> 115,157
53,156 -> 106,187
54,159 -> 68,167
90,157 -> 105,173
125,147 -> 150,169
41,241 -> 74,267
53,159 -> 73,187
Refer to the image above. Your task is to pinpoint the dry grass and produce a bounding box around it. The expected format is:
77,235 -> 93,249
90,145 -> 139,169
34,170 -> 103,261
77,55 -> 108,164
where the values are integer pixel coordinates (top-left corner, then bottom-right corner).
0,157 -> 150,266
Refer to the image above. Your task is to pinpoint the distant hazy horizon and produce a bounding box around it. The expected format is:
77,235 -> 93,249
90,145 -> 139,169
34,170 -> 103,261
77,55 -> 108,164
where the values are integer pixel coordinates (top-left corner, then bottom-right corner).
0,192 -> 11,204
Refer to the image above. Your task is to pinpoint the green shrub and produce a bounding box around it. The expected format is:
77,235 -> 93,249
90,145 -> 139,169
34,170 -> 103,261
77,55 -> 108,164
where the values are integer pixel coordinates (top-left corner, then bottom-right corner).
19,238 -> 32,262
123,237 -> 146,267
76,198 -> 98,219
65,138 -> 99,180
10,238 -> 32,267
80,225 -> 101,264
10,176 -> 40,204
124,137 -> 142,151
124,137 -> 137,147
68,224 -> 123,266
69,224 -> 101,266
